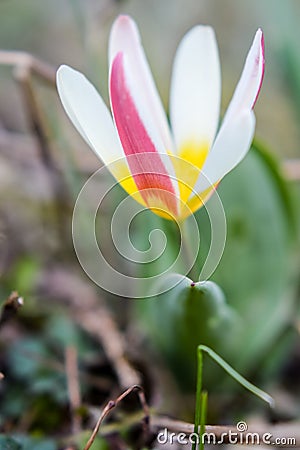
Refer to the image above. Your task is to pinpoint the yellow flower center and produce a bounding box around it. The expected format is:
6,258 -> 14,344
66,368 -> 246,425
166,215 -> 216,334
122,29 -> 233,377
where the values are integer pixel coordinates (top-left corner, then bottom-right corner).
111,141 -> 215,221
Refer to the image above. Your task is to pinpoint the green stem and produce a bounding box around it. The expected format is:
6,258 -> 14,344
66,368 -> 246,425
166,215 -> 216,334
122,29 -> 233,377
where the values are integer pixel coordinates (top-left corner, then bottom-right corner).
192,345 -> 274,450
192,347 -> 203,450
181,219 -> 198,281
199,391 -> 208,450
193,346 -> 274,450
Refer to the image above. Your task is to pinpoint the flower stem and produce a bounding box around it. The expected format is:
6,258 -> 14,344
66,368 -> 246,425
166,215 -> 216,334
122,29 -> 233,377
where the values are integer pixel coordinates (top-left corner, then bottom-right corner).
181,219 -> 198,281
192,347 -> 203,450
199,391 -> 208,450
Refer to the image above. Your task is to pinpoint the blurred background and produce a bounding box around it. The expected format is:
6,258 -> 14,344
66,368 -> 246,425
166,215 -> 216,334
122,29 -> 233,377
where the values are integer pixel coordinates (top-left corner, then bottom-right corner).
0,1 -> 300,449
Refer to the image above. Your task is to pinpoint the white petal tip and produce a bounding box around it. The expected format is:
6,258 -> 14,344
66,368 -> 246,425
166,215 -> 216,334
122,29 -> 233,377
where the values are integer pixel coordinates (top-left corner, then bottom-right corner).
115,14 -> 133,24
255,28 -> 265,55
252,28 -> 265,108
184,24 -> 216,41
109,15 -> 140,66
111,14 -> 137,35
57,64 -> 73,76
56,64 -> 79,87
256,28 -> 263,38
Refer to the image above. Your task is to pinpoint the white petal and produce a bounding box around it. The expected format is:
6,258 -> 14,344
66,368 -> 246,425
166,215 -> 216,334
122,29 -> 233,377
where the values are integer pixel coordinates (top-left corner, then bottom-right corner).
170,25 -> 221,153
109,15 -> 173,152
56,64 -> 124,165
191,110 -> 255,196
223,29 -> 264,124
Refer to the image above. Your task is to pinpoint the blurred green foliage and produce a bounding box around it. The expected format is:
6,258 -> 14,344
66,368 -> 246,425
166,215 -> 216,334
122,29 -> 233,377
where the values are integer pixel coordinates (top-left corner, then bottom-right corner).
135,144 -> 298,392
136,276 -> 237,389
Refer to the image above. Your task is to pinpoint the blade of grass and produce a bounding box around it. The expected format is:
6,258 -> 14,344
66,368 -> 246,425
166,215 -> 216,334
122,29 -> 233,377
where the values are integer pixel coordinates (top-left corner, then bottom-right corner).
198,345 -> 274,407
192,346 -> 203,450
199,391 -> 207,450
193,345 -> 274,450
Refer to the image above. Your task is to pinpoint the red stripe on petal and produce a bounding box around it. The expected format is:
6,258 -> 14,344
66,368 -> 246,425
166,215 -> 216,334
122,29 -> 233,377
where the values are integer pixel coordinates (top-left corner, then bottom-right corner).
223,29 -> 265,125
110,52 -> 178,216
252,30 -> 265,109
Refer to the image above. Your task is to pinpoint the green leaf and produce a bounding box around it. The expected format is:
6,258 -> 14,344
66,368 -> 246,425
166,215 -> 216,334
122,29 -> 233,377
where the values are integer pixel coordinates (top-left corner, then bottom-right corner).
253,140 -> 297,235
8,339 -> 47,379
135,274 -> 238,389
0,436 -> 21,450
7,338 -> 68,404
197,346 -> 274,407
205,147 -> 296,374
7,256 -> 39,296
192,345 -> 273,450
76,431 -> 110,450
12,435 -> 57,450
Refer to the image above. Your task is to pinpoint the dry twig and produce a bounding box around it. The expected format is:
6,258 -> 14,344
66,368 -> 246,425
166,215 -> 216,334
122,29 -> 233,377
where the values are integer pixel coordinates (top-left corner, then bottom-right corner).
0,50 -> 71,245
0,50 -> 55,170
79,306 -> 141,389
14,65 -> 55,171
0,51 -> 55,85
83,385 -> 149,450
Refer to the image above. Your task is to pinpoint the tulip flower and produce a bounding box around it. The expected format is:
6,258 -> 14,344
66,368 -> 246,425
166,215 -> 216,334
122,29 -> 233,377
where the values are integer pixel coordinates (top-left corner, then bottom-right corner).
57,15 -> 264,220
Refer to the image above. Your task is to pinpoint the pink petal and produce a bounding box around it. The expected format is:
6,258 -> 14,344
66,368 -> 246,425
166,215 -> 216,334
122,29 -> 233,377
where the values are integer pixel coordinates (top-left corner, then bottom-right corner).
109,15 -> 173,153
110,52 -> 179,217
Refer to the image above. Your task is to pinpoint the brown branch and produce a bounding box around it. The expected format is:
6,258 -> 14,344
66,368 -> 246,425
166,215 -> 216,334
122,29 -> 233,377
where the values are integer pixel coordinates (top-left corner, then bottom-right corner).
65,346 -> 82,434
2,52 -> 71,245
78,306 -> 141,389
0,50 -> 55,85
83,385 -> 149,450
13,63 -> 55,172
